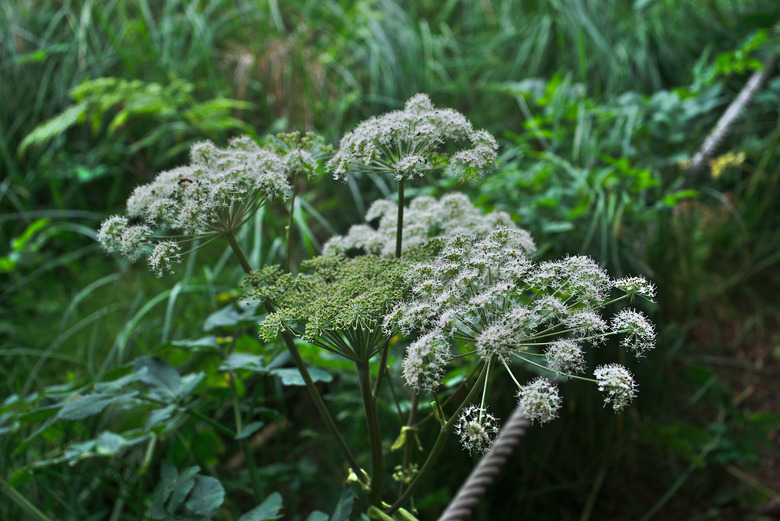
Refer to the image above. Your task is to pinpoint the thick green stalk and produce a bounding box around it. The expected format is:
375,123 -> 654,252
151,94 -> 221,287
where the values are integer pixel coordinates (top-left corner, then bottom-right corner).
357,359 -> 384,506
395,178 -> 405,258
372,339 -> 391,398
385,361 -> 490,515
285,172 -> 299,273
271,307 -> 369,486
225,230 -> 253,274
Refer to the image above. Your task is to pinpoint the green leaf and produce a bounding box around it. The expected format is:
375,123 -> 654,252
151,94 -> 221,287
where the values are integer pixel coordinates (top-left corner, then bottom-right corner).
184,475 -> 225,520
145,404 -> 179,432
171,336 -> 220,350
236,421 -> 265,440
178,372 -> 205,398
149,461 -> 179,519
57,392 -> 137,421
237,492 -> 284,521
168,466 -> 200,514
135,357 -> 181,401
329,487 -> 354,521
269,367 -> 332,386
6,467 -> 33,487
93,431 -> 128,455
661,189 -> 698,207
204,302 -> 264,332
18,102 -> 89,156
305,513 -> 329,521
220,353 -> 267,372
10,218 -> 50,251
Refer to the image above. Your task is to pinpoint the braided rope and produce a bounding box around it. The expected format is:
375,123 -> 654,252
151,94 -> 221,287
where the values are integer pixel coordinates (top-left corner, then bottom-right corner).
438,405 -> 530,521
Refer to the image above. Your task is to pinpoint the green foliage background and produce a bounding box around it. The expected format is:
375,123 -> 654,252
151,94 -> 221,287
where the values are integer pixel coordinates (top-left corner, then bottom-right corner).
2,0 -> 779,520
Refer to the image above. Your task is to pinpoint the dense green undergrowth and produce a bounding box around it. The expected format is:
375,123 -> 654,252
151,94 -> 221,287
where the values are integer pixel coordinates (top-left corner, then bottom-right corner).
2,1 -> 780,520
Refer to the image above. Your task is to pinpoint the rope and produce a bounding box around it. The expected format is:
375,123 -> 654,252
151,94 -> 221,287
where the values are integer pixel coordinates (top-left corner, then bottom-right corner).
438,404 -> 529,521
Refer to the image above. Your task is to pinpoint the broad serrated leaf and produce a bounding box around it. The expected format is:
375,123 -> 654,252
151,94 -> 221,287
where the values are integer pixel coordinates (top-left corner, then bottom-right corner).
236,421 -> 265,440
184,475 -> 225,520
204,302 -> 264,331
135,357 -> 181,401
178,372 -> 205,398
167,466 -> 200,514
94,367 -> 147,393
145,404 -> 179,432
57,392 -> 136,421
171,336 -> 220,350
149,461 -> 179,519
94,431 -> 128,455
329,487 -> 354,521
305,512 -> 329,521
269,367 -> 332,386
220,353 -> 267,372
18,102 -> 88,156
237,492 -> 283,521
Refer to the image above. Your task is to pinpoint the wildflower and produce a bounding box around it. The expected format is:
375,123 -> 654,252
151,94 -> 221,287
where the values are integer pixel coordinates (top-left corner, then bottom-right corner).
148,241 -> 181,277
611,309 -> 656,356
98,134 -> 325,274
517,378 -> 562,424
323,193 -> 530,258
401,330 -> 452,392
327,94 -> 498,182
563,310 -> 608,344
544,339 -> 586,375
594,364 -> 636,412
249,255 -> 409,362
455,405 -> 500,455
475,322 -> 518,359
613,276 -> 656,301
380,225 -> 657,425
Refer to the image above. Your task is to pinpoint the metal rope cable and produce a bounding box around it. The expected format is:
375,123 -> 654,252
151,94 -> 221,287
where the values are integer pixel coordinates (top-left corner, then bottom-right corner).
438,404 -> 529,521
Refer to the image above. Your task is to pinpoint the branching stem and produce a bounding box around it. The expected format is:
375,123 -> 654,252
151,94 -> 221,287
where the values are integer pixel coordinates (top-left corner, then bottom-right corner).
386,361 -> 490,515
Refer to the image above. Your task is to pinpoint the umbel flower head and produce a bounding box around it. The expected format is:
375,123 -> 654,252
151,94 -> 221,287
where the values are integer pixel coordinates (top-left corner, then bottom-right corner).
384,227 -> 656,421
97,135 -> 321,275
327,94 -> 498,182
245,255 -> 411,362
323,193 -> 525,258
455,405 -> 500,455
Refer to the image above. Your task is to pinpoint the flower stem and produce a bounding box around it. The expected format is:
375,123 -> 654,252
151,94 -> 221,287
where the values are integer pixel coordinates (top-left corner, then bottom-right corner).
357,359 -> 384,506
285,172 -> 299,273
385,361 -> 490,515
395,178 -> 405,258
268,304 -> 369,487
372,339 -> 391,399
225,230 -> 253,274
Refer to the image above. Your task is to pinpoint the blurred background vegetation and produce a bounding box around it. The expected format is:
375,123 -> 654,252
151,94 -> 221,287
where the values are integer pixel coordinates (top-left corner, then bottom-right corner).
2,0 -> 779,519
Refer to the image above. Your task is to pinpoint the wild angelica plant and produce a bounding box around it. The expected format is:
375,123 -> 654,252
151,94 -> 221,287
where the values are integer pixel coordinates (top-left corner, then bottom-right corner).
97,134 -> 324,275
82,94 -> 656,519
323,192 -> 526,258
384,226 -> 656,454
327,93 -> 498,257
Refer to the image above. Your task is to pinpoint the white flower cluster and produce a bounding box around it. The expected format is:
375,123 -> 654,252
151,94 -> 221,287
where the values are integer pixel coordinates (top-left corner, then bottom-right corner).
594,364 -> 637,412
517,377 -> 562,425
98,136 -> 305,275
455,405 -> 500,455
384,227 -> 656,428
327,94 -> 498,181
323,193 -> 527,258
